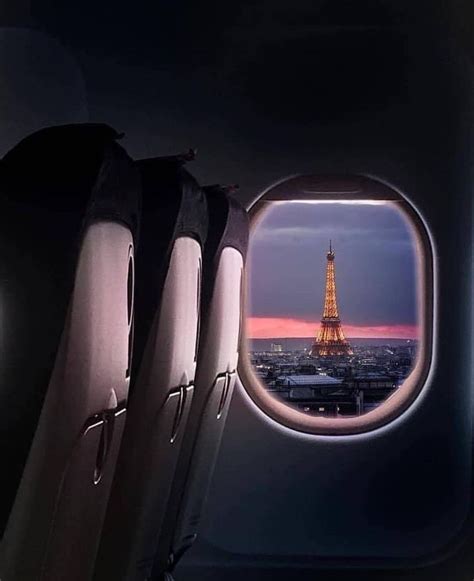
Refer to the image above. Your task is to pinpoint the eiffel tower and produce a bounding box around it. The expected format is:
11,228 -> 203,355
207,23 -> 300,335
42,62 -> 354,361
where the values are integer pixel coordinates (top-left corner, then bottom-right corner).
311,241 -> 353,357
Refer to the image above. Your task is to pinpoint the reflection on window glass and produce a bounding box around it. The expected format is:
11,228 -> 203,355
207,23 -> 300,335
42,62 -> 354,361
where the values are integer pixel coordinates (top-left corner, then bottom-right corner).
247,201 -> 419,418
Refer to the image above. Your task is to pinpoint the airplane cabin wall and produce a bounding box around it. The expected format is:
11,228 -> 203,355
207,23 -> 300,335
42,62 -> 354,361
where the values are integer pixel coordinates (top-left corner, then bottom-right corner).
177,17 -> 474,581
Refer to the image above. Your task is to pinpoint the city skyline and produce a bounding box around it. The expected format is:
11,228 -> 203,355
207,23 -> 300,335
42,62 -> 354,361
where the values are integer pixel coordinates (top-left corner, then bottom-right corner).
247,201 -> 419,340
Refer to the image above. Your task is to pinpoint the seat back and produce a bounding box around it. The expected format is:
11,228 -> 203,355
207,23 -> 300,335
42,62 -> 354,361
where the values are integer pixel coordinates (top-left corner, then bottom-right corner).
94,156 -> 208,581
0,124 -> 140,581
154,185 -> 249,578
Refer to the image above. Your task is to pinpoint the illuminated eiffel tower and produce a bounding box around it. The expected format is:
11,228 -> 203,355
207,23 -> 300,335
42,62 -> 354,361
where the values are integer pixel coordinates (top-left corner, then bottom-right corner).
311,241 -> 353,357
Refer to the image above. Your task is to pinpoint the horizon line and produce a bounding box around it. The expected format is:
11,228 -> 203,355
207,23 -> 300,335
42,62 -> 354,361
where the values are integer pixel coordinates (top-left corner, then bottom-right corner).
248,335 -> 418,341
247,317 -> 419,340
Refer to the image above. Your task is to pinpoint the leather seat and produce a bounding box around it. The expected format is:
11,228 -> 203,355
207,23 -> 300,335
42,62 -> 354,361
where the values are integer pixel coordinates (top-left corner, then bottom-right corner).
0,124 -> 140,580
94,155 -> 208,581
152,184 -> 249,580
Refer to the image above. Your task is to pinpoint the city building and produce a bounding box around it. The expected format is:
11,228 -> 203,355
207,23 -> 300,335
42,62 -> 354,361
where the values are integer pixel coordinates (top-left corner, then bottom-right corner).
249,242 -> 417,418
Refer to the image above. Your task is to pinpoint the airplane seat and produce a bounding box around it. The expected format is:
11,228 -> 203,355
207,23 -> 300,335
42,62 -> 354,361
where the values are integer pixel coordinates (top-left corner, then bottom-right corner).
0,123 -> 140,581
94,155 -> 208,581
152,184 -> 249,580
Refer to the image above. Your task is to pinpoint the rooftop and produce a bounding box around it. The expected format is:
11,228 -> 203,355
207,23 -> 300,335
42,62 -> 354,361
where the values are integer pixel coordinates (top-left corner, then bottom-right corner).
276,375 -> 343,386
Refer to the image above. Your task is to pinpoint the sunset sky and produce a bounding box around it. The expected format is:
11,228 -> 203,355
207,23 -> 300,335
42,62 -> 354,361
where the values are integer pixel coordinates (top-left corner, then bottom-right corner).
247,201 -> 419,340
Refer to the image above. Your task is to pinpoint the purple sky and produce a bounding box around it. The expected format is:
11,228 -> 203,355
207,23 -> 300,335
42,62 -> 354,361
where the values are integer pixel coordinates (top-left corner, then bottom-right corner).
247,201 -> 418,334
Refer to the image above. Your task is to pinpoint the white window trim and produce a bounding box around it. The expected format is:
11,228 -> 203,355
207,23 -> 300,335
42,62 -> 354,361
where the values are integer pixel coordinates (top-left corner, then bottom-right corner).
239,174 -> 434,436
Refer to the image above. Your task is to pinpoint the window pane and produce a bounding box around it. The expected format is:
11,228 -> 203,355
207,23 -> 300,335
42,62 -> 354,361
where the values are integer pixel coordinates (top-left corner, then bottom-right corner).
246,200 -> 420,419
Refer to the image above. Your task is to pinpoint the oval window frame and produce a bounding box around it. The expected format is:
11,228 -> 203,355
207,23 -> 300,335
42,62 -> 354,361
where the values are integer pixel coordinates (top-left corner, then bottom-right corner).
239,174 -> 434,435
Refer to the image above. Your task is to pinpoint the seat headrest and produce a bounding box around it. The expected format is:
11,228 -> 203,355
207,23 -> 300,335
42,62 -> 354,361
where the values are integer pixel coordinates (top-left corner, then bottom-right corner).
0,123 -> 140,241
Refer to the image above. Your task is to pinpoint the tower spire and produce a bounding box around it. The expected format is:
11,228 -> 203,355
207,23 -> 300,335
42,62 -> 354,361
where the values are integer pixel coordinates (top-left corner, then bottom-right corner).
311,242 -> 353,357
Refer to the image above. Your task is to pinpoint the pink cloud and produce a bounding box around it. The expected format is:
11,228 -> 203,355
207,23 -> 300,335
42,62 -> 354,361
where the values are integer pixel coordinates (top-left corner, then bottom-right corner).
246,317 -> 419,339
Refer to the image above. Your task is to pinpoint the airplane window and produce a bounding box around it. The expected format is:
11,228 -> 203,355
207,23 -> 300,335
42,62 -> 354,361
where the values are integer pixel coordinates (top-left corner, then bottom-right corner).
240,176 -> 433,435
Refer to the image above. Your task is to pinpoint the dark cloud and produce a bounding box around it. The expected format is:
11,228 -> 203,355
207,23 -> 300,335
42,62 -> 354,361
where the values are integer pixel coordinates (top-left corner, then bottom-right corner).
248,202 -> 418,326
